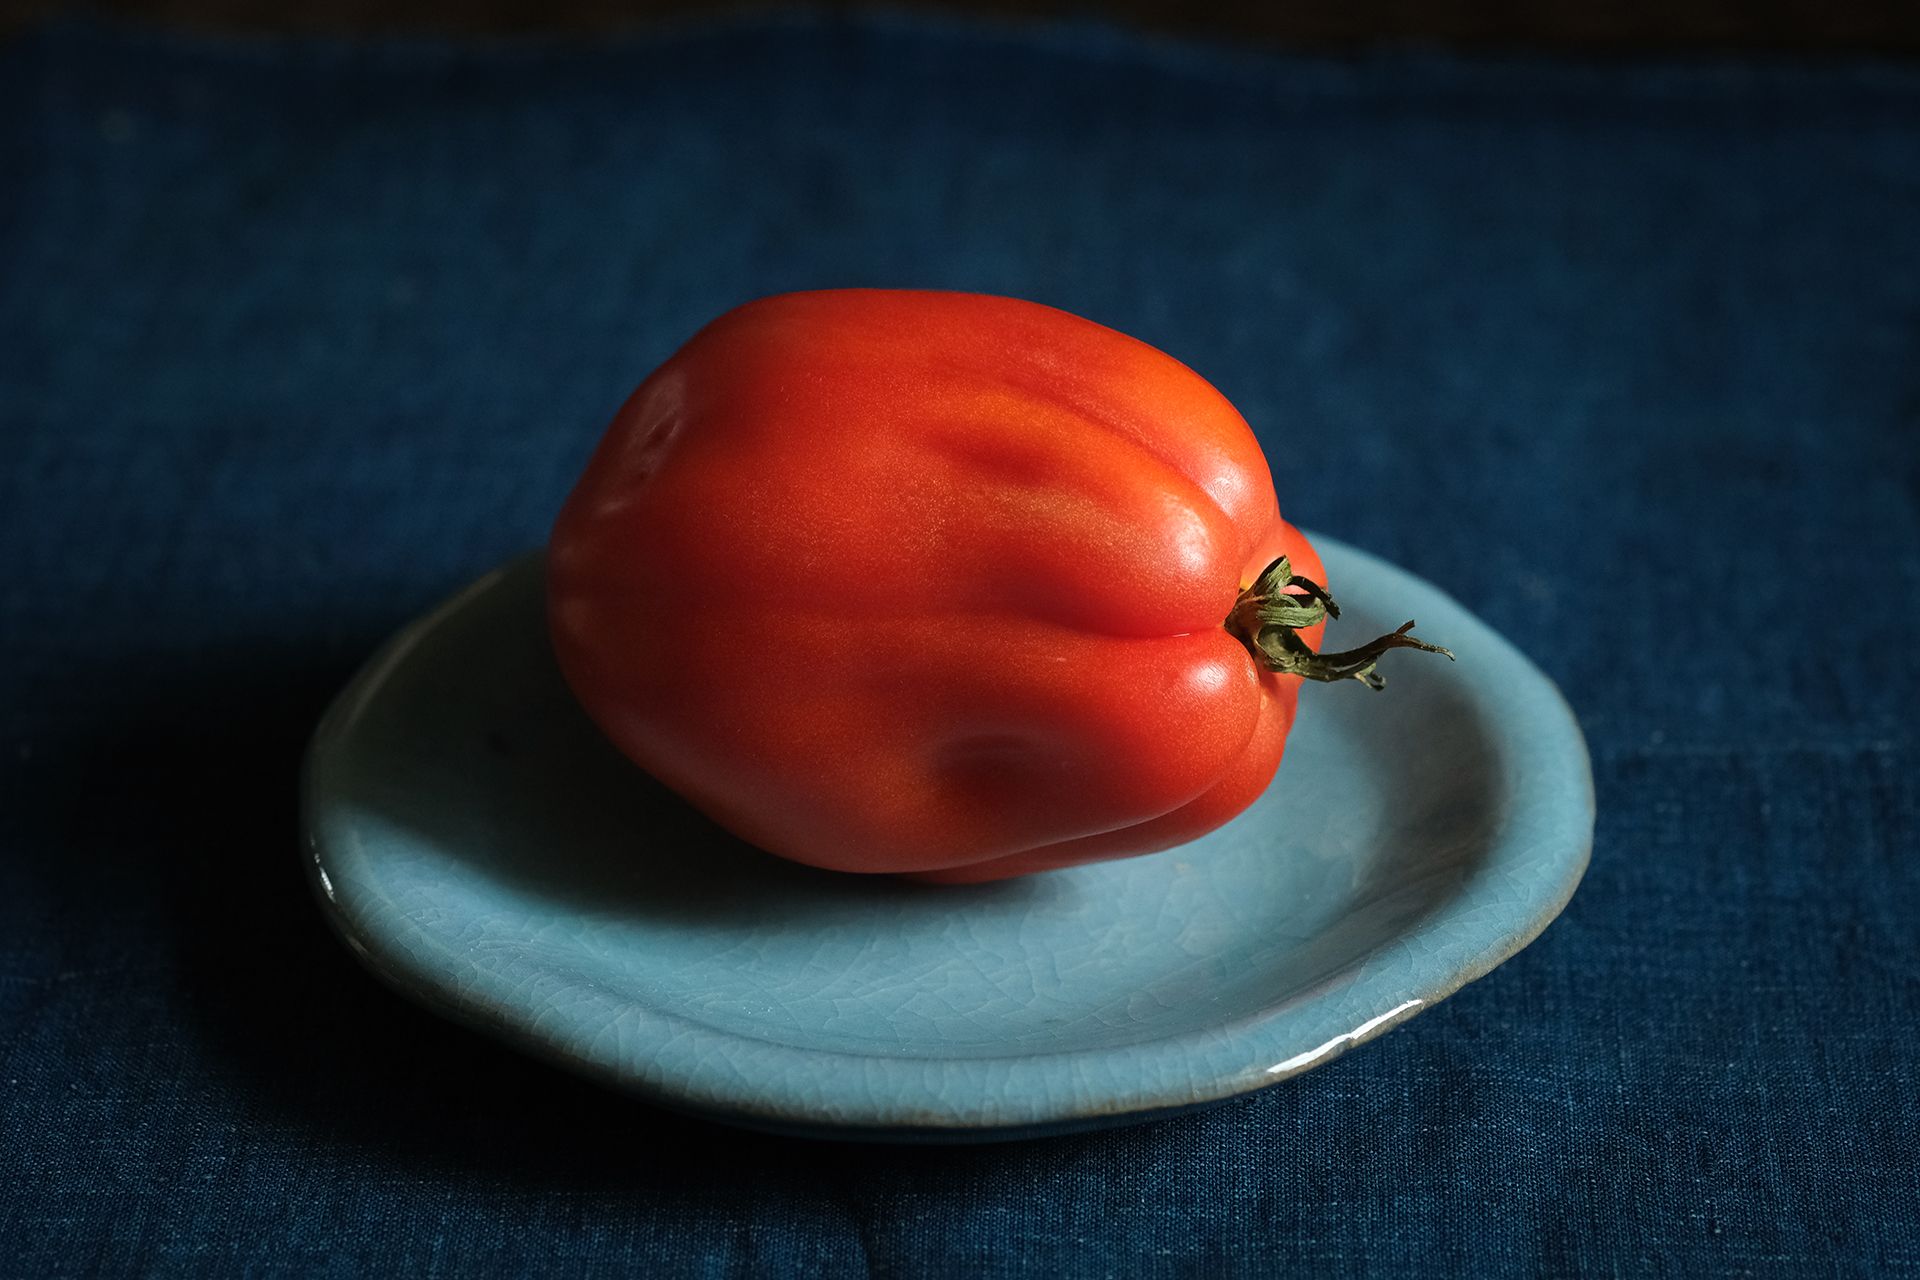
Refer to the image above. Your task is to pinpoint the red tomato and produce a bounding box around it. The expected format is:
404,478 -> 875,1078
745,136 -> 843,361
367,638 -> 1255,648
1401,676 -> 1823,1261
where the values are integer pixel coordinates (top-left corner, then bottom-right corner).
548,291 -> 1444,883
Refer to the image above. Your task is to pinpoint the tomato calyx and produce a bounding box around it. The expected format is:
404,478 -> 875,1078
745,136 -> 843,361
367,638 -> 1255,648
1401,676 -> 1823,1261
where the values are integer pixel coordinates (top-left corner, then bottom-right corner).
1225,555 -> 1454,690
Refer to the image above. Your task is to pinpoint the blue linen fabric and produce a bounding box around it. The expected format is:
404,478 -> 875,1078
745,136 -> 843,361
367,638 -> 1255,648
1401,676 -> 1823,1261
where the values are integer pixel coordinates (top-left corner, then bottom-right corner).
2,13 -> 1917,1277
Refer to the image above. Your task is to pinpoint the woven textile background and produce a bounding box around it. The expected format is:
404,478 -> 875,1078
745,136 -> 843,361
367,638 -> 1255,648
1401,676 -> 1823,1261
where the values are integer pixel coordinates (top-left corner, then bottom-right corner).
2,15 -> 1916,1277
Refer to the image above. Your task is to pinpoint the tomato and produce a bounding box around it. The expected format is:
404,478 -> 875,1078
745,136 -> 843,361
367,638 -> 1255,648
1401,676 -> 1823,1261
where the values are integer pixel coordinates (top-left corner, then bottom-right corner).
547,290 -> 1445,883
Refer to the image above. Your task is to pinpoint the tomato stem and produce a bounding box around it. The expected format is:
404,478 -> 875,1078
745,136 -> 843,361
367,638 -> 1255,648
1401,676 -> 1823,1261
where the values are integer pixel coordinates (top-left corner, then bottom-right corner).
1225,556 -> 1454,690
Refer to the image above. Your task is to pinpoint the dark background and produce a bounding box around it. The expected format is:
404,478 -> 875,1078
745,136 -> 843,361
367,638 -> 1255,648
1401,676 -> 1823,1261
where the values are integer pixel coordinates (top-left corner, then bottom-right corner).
3,2 -> 1917,1277
6,0 -> 1920,52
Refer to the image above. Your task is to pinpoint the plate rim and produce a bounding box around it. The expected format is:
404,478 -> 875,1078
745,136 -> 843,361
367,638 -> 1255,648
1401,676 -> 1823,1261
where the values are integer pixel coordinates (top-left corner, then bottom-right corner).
302,533 -> 1594,1138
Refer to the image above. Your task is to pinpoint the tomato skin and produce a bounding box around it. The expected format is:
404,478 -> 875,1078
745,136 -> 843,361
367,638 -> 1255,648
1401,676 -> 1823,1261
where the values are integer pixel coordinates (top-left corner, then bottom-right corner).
548,290 -> 1323,881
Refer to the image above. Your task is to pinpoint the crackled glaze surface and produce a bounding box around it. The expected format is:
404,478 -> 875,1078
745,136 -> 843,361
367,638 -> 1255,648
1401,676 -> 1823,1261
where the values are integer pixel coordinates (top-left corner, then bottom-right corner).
303,536 -> 1593,1139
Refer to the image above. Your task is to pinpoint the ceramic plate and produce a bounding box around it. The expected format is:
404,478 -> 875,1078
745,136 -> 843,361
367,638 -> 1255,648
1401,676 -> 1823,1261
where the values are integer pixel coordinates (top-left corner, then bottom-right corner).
303,535 -> 1592,1141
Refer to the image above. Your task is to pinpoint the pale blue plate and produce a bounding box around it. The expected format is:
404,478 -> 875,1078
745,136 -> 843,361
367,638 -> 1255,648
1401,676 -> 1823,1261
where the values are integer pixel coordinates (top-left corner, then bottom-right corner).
303,536 -> 1592,1141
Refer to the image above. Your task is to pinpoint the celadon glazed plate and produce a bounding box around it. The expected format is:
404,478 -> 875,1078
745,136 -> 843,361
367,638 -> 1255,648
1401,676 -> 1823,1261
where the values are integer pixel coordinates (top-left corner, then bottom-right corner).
303,536 -> 1592,1141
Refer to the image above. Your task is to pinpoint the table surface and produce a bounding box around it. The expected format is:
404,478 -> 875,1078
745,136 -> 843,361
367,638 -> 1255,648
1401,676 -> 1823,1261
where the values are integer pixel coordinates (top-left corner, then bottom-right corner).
3,15 -> 1916,1278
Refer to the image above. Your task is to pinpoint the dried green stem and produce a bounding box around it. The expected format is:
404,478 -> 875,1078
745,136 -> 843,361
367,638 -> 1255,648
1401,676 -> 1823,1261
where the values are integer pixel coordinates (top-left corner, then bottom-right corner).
1225,555 -> 1454,691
